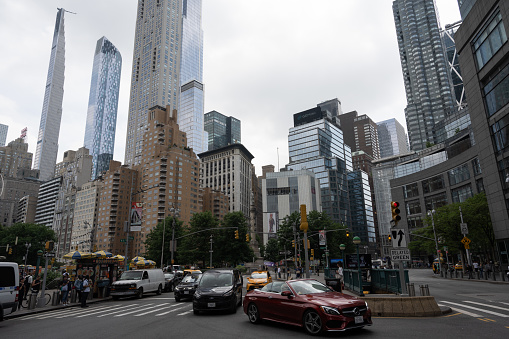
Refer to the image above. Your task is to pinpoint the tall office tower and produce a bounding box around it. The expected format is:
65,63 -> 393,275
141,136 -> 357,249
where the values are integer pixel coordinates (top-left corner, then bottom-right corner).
285,100 -> 352,225
337,110 -> 380,159
442,21 -> 466,109
124,0 -> 183,166
84,37 -> 122,180
71,180 -> 102,252
393,0 -> 456,152
347,171 -> 375,247
178,0 -> 207,154
0,124 -> 8,146
377,118 -> 409,158
34,8 -> 66,181
204,111 -> 241,151
457,0 -> 477,20
0,138 -> 33,178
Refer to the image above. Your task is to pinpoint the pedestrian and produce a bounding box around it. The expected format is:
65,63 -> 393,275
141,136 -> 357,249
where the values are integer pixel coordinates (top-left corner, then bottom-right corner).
74,275 -> 83,302
336,263 -> 344,290
81,275 -> 90,308
467,264 -> 473,279
60,275 -> 71,305
277,267 -> 281,279
23,274 -> 33,300
31,276 -> 41,298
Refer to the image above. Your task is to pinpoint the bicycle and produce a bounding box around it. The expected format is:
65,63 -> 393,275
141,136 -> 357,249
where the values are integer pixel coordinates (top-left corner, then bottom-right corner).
20,290 -> 51,308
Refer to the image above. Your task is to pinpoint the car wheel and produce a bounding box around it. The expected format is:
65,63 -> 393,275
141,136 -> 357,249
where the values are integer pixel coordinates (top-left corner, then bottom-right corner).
247,303 -> 261,324
303,310 -> 323,335
137,288 -> 143,299
156,285 -> 162,295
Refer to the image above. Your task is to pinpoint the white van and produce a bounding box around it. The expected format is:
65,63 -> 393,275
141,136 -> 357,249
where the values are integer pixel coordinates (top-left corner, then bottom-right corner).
110,269 -> 165,300
0,262 -> 20,321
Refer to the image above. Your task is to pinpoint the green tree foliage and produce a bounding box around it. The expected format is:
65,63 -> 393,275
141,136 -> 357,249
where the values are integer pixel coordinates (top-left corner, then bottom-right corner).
264,238 -> 279,262
0,223 -> 56,265
214,211 -> 254,267
144,216 -> 184,266
178,211 -> 219,266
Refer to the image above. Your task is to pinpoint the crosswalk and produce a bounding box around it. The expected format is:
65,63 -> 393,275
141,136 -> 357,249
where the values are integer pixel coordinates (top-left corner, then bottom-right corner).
438,300 -> 509,320
16,302 -> 195,320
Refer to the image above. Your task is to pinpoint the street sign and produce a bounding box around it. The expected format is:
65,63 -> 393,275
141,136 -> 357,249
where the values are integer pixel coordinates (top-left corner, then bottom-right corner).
44,252 -> 55,257
279,251 -> 291,255
391,229 -> 407,248
461,236 -> 471,245
390,248 -> 410,261
460,223 -> 468,234
464,244 -> 470,249
128,236 -> 134,240
120,239 -> 126,243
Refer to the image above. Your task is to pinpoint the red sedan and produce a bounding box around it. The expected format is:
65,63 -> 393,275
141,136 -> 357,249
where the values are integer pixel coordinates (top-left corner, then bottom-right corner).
243,279 -> 372,335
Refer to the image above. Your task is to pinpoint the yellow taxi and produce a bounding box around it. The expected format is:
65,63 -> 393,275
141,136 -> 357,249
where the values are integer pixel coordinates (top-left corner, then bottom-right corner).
454,263 -> 463,270
246,271 -> 272,291
183,269 -> 202,277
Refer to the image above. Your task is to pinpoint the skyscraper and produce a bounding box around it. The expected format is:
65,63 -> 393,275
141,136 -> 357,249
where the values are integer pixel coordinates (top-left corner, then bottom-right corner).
178,0 -> 207,154
393,0 -> 455,151
442,21 -> 466,109
204,111 -> 241,151
34,8 -> 66,181
377,118 -> 409,158
84,36 -> 122,179
457,0 -> 477,20
124,0 -> 183,166
0,124 -> 8,147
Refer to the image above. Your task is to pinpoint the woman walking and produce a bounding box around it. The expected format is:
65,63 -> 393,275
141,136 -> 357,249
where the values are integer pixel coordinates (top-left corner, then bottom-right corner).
60,276 -> 71,306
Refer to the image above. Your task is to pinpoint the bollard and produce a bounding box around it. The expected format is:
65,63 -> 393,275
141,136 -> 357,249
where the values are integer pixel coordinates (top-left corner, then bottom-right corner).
406,283 -> 415,296
27,294 -> 37,310
52,291 -> 59,306
419,284 -> 430,296
70,289 -> 77,303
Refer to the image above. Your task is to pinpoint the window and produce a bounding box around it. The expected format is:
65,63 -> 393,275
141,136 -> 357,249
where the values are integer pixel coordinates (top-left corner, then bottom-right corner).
448,163 -> 471,186
403,183 -> 419,199
451,184 -> 473,203
473,9 -> 507,69
424,193 -> 448,211
484,61 -> 509,117
422,175 -> 445,194
472,158 -> 482,176
406,200 -> 421,215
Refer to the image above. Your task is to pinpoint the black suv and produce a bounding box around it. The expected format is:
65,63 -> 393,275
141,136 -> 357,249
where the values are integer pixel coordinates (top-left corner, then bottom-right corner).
192,268 -> 243,314
174,272 -> 202,301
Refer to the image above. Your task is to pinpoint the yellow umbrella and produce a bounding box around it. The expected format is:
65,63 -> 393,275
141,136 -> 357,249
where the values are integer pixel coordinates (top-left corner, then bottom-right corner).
131,256 -> 145,263
112,254 -> 125,261
63,250 -> 95,260
93,250 -> 113,258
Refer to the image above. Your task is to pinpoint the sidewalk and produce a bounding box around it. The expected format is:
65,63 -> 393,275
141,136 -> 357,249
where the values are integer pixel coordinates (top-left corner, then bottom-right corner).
6,289 -> 111,320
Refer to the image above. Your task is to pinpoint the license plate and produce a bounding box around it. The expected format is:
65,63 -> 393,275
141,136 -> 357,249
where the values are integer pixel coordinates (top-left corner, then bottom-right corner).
208,303 -> 216,308
355,316 -> 364,324
184,291 -> 189,294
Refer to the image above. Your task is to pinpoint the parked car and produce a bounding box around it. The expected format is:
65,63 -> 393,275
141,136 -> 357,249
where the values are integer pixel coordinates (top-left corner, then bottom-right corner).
164,273 -> 175,292
0,262 -> 19,321
192,268 -> 243,314
246,270 -> 272,291
174,272 -> 202,302
110,269 -> 165,300
243,279 -> 372,335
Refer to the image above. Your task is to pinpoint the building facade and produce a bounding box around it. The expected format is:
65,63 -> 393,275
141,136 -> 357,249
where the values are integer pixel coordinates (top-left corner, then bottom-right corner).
0,124 -> 7,147
202,187 -> 229,221
338,111 -> 380,159
455,0 -> 509,265
34,8 -> 66,181
393,0 -> 456,151
0,138 -> 35,179
84,36 -> 122,180
71,180 -> 102,252
377,118 -> 409,158
199,144 -> 254,218
347,170 -> 376,248
34,176 -> 62,228
442,21 -> 466,110
0,177 -> 40,227
204,111 -> 241,151
16,195 -> 38,224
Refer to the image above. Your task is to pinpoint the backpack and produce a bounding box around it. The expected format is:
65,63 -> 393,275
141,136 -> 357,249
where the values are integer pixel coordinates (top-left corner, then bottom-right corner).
75,279 -> 83,290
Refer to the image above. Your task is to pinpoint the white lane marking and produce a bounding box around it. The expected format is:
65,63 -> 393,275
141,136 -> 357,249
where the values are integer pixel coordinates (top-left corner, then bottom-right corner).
147,298 -> 174,300
440,301 -> 509,317
155,305 -> 188,316
75,304 -> 135,317
464,301 -> 509,311
134,305 -> 176,316
97,304 -> 152,317
56,305 -> 122,318
20,304 -> 118,320
177,310 -> 193,316
437,304 -> 482,317
114,304 -> 163,317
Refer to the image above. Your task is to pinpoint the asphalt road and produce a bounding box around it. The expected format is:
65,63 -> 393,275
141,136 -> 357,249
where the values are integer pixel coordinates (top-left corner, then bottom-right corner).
1,270 -> 508,338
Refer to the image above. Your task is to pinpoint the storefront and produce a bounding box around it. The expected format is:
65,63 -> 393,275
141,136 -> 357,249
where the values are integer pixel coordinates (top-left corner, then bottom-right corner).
73,258 -> 120,298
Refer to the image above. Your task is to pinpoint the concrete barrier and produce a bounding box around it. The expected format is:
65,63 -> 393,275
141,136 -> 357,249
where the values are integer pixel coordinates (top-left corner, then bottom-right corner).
361,296 -> 442,317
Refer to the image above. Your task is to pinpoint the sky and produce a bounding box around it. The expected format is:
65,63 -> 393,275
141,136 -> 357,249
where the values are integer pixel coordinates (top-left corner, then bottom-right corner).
0,0 -> 461,175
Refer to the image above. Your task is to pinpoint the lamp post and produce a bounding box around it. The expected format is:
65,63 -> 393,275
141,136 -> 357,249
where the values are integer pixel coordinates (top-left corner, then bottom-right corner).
35,250 -> 43,279
169,207 -> 180,266
428,210 -> 441,276
24,242 -> 31,275
340,244 -> 346,265
353,236 -> 363,296
161,216 -> 167,268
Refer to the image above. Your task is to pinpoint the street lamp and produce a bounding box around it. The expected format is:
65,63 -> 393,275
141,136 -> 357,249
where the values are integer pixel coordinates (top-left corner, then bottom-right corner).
353,236 -> 363,296
427,210 -> 442,276
24,242 -> 31,275
340,243 -> 346,265
169,206 -> 180,267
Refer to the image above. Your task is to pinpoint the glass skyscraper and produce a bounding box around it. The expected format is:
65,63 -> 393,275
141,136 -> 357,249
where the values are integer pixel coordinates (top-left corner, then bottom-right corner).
393,0 -> 455,152
34,8 -> 66,181
178,0 -> 207,154
204,111 -> 241,151
377,118 -> 409,158
285,101 -> 352,225
84,37 -> 122,180
442,21 -> 466,109
347,170 -> 375,246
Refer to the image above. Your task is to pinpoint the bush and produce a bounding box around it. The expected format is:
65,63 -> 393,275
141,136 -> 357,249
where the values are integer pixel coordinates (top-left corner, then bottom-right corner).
235,265 -> 247,274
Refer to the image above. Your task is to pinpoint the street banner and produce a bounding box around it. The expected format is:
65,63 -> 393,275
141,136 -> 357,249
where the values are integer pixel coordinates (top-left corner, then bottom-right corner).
266,212 -> 278,238
130,202 -> 142,231
319,230 -> 326,246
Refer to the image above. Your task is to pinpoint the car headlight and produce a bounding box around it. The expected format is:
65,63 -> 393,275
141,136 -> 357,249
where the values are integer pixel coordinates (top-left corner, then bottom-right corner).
194,290 -> 201,299
223,289 -> 233,297
321,306 -> 341,315
130,284 -> 137,288
365,301 -> 369,309
175,286 -> 181,291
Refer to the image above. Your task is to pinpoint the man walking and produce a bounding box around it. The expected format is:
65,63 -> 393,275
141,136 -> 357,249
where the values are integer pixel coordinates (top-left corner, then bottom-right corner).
81,275 -> 90,308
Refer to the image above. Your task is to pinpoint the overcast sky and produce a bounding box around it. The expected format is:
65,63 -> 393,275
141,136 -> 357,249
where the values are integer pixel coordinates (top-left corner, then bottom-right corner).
0,0 -> 461,175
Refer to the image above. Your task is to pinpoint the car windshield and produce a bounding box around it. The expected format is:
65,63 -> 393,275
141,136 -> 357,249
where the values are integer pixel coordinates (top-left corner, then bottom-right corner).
118,271 -> 143,281
200,272 -> 233,288
164,273 -> 174,279
288,280 -> 330,295
250,272 -> 267,279
182,274 -> 201,283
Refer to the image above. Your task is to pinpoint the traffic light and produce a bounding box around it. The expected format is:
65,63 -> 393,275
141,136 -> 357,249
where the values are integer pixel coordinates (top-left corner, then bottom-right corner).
235,230 -> 239,239
292,240 -> 295,248
311,249 -> 314,257
9,248 -> 13,254
45,241 -> 54,251
388,234 -> 392,242
246,233 -> 250,242
346,230 -> 350,238
391,201 -> 401,226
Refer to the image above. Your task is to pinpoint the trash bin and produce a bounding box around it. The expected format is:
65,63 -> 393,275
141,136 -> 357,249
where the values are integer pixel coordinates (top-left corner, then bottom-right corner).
52,291 -> 59,306
325,278 -> 342,292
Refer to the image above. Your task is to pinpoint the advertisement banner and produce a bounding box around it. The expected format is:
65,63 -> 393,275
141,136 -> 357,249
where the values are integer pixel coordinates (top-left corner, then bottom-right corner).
130,202 -> 142,230
266,212 -> 278,238
319,230 -> 326,246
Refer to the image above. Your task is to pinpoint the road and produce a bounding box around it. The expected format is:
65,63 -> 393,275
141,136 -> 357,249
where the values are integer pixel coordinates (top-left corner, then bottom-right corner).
1,270 -> 508,338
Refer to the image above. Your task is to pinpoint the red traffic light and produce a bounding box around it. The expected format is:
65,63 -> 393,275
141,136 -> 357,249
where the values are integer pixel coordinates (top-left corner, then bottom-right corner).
391,201 -> 400,208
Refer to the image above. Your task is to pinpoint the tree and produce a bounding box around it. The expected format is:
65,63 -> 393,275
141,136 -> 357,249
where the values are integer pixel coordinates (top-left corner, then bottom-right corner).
264,238 -> 279,262
144,216 -> 184,267
178,211 -> 219,267
214,211 -> 254,266
0,223 -> 56,265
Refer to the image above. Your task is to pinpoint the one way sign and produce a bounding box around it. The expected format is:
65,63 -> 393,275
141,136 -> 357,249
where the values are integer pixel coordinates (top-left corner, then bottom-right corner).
391,228 -> 407,248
